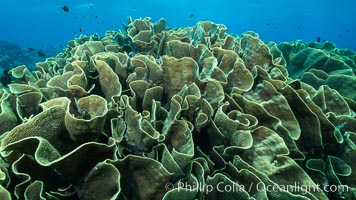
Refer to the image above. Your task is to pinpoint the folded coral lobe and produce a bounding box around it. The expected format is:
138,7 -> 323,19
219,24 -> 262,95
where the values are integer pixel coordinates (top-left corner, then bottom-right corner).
1,105 -> 66,150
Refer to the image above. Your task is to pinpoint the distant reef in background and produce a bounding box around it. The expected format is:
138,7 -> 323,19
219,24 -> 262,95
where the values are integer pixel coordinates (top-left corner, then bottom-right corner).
0,39 -> 40,75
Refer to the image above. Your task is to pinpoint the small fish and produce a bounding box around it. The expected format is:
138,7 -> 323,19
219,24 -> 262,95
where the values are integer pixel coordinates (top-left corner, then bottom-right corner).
27,47 -> 36,52
317,37 -> 321,43
74,97 -> 91,120
0,69 -> 11,87
79,27 -> 82,32
189,13 -> 194,19
61,5 -> 69,12
95,15 -> 99,19
37,50 -> 46,58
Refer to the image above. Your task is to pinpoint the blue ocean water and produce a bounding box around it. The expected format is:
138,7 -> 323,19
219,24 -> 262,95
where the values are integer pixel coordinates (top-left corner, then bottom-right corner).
0,0 -> 355,55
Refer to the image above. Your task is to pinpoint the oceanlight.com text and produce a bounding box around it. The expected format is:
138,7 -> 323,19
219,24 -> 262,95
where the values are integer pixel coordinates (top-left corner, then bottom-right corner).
165,181 -> 349,195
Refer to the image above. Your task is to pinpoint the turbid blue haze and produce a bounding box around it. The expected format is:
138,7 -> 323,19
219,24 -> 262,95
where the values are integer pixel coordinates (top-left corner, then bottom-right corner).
0,0 -> 355,56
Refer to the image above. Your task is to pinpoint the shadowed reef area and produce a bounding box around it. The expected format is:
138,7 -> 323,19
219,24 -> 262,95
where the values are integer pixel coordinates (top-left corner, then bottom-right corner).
0,17 -> 355,200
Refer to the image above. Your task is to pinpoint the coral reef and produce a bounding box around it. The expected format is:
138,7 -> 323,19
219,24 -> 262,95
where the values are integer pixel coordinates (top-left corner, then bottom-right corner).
0,39 -> 36,70
268,40 -> 356,101
0,39 -> 39,87
0,17 -> 355,200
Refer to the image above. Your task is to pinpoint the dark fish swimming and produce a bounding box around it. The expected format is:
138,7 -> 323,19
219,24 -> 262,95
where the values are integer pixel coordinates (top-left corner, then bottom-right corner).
0,69 -> 11,87
61,5 -> 69,12
189,13 -> 194,19
317,37 -> 321,43
37,50 -> 46,58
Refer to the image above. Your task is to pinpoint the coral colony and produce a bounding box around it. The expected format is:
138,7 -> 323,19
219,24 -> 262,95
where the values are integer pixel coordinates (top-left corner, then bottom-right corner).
0,17 -> 355,200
